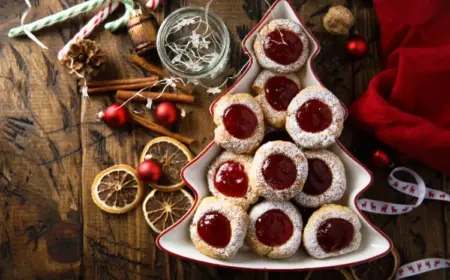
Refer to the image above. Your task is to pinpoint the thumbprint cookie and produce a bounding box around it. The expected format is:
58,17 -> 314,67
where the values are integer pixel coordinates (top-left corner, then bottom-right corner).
190,197 -> 249,260
252,70 -> 302,128
213,93 -> 265,154
250,141 -> 308,201
207,151 -> 259,209
254,19 -> 309,73
247,201 -> 303,258
294,149 -> 346,208
286,86 -> 345,149
303,204 -> 361,259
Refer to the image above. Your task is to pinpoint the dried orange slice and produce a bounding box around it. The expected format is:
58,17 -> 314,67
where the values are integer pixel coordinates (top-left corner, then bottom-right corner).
306,268 -> 353,280
91,164 -> 144,214
350,247 -> 400,280
140,137 -> 193,192
142,189 -> 194,233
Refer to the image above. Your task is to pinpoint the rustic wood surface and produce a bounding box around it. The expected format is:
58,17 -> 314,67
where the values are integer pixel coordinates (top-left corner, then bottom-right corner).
0,0 -> 448,279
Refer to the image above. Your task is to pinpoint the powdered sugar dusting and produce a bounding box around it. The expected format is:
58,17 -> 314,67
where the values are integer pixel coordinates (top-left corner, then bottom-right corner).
246,200 -> 303,258
286,86 -> 344,149
303,204 -> 361,259
207,151 -> 259,209
254,19 -> 309,73
250,141 -> 308,201
294,149 -> 346,208
213,93 -> 265,154
190,197 -> 249,260
252,70 -> 302,129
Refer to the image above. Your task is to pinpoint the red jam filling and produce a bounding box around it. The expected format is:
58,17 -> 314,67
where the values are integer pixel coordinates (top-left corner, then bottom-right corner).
255,209 -> 293,246
264,29 -> 303,65
197,212 -> 231,248
296,99 -> 332,133
303,158 -> 333,195
214,161 -> 248,197
223,104 -> 257,139
265,76 -> 299,111
262,154 -> 297,190
317,218 -> 354,252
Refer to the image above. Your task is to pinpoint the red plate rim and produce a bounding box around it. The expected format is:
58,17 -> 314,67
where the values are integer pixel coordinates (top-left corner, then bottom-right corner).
156,0 -> 392,271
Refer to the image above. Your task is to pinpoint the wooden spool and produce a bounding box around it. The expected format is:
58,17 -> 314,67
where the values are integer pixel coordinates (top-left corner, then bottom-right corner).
127,13 -> 158,55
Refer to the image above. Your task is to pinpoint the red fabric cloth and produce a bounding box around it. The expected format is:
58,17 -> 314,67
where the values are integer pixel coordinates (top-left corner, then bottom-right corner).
349,0 -> 450,174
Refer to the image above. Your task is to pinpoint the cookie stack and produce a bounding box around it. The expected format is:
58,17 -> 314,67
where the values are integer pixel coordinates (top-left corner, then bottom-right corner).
190,19 -> 361,261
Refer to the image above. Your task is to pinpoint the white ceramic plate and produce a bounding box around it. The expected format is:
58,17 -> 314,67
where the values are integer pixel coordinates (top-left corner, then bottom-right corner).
157,0 -> 392,270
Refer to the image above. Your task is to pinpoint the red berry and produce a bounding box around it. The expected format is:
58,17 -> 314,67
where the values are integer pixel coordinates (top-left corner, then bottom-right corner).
138,159 -> 162,183
155,102 -> 178,126
102,103 -> 129,127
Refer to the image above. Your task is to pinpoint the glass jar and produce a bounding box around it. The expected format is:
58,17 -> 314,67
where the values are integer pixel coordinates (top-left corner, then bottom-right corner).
156,7 -> 230,82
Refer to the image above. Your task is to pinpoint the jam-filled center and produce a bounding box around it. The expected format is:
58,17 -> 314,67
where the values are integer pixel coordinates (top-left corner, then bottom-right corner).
303,158 -> 333,195
262,154 -> 297,190
296,99 -> 332,133
317,218 -> 354,252
255,209 -> 293,246
223,104 -> 258,139
264,29 -> 303,65
265,76 -> 299,111
197,211 -> 231,248
214,161 -> 249,198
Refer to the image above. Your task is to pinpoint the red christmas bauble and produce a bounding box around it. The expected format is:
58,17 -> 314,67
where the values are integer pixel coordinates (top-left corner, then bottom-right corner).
155,102 -> 178,126
370,149 -> 392,168
101,103 -> 129,127
346,35 -> 368,57
138,159 -> 162,183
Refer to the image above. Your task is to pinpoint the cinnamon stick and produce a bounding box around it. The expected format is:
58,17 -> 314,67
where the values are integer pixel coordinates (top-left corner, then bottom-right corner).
87,76 -> 158,87
87,80 -> 158,94
116,90 -> 195,104
130,113 -> 195,145
129,53 -> 194,95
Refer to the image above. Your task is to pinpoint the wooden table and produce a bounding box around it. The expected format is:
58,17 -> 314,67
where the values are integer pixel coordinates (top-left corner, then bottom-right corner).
0,0 -> 448,279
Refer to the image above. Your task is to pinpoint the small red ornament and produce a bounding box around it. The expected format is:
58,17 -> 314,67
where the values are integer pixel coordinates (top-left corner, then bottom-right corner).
155,101 -> 178,126
370,149 -> 392,168
346,35 -> 368,57
99,103 -> 129,127
138,159 -> 162,183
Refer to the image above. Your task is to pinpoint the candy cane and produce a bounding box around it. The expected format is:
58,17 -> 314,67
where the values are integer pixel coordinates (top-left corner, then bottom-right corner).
358,167 -> 450,278
8,0 -> 135,37
58,1 -> 120,61
104,4 -> 135,32
146,0 -> 163,10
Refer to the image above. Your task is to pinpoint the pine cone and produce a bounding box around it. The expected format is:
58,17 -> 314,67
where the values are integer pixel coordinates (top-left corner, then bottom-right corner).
61,39 -> 106,77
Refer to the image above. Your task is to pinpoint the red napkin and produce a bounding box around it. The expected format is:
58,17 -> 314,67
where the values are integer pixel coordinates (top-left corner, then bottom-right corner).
349,0 -> 450,174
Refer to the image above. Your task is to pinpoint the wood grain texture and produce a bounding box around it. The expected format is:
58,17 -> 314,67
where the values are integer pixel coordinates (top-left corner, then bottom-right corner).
0,0 -> 83,278
0,0 -> 448,279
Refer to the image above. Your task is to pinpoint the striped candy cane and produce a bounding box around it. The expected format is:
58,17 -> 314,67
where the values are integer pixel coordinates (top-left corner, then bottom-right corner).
8,0 -> 135,37
146,0 -> 162,10
58,1 -> 120,61
104,4 -> 136,32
